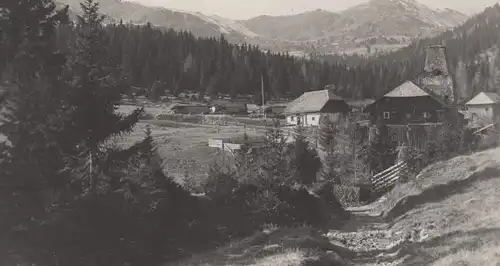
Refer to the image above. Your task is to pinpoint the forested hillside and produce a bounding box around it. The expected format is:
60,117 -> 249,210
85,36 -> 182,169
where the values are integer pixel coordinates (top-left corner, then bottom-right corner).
48,3 -> 500,102
55,22 -> 372,100
324,3 -> 500,101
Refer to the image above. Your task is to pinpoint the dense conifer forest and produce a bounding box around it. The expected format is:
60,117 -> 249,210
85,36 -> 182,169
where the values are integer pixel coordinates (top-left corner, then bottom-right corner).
47,3 -> 500,102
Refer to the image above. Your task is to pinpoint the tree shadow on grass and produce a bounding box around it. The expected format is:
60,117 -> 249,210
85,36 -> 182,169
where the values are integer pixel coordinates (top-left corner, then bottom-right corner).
384,166 -> 500,222
354,227 -> 500,265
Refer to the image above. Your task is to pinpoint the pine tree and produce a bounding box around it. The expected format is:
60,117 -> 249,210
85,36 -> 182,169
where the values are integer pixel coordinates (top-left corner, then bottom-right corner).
318,116 -> 340,183
62,0 -> 144,194
0,0 -> 70,196
318,116 -> 339,152
0,1 -> 71,260
258,118 -> 291,187
290,123 -> 321,186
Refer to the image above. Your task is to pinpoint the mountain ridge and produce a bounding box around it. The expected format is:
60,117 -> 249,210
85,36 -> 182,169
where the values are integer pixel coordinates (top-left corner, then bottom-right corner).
56,0 -> 468,54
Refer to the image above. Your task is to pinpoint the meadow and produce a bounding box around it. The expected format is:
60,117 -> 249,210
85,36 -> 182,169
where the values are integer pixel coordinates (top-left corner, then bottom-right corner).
116,105 -> 271,182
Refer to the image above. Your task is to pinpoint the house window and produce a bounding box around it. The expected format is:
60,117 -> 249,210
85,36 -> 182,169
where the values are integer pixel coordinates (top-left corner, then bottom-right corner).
423,112 -> 429,119
383,112 -> 390,119
311,116 -> 316,121
485,108 -> 489,112
290,116 -> 294,121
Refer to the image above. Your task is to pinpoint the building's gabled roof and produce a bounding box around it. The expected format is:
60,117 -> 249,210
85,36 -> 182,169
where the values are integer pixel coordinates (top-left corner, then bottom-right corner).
383,81 -> 430,97
364,80 -> 451,113
465,92 -> 500,105
284,89 -> 344,114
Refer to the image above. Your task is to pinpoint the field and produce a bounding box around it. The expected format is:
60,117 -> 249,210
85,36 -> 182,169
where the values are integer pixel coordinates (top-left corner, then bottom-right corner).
117,104 -> 353,182
116,104 -> 302,181
115,119 -> 268,182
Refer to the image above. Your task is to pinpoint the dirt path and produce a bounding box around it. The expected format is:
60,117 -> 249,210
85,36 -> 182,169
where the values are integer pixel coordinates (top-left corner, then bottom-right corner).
326,198 -> 422,266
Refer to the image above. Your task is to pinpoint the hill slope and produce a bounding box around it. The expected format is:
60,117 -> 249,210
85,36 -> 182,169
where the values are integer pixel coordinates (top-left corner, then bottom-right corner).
242,0 -> 468,54
56,0 -> 256,40
171,144 -> 500,265
328,146 -> 500,265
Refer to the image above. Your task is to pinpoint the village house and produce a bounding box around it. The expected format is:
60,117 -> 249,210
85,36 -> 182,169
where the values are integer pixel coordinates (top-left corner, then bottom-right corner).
364,81 -> 453,125
284,89 -> 350,126
170,104 -> 210,114
465,92 -> 500,126
363,45 -> 464,148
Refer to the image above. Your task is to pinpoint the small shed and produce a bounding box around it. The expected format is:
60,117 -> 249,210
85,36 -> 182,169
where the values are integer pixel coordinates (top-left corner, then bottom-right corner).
284,89 -> 349,126
465,92 -> 500,126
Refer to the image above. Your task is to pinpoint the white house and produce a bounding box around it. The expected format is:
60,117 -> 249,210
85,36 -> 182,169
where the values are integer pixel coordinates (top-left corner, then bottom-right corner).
284,89 -> 350,126
465,92 -> 500,125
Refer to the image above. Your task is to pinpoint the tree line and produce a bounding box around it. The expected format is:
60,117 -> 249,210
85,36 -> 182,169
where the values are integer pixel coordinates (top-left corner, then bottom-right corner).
45,3 -> 500,104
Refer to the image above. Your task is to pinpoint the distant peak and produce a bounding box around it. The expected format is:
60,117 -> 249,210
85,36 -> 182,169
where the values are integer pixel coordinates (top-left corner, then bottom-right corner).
370,0 -> 418,4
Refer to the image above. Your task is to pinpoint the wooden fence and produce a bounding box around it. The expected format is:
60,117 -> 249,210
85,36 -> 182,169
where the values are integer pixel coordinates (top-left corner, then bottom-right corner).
371,124 -> 496,192
370,160 -> 409,192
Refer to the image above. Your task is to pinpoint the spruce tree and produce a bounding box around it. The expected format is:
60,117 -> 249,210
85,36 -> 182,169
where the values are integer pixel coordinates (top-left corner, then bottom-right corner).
0,0 -> 70,198
318,117 -> 340,183
0,1 -> 71,262
291,123 -> 321,186
62,0 -> 144,194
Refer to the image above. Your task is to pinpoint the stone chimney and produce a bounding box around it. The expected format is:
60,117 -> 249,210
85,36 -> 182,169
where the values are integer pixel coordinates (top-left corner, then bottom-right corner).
416,45 -> 454,104
424,45 -> 448,75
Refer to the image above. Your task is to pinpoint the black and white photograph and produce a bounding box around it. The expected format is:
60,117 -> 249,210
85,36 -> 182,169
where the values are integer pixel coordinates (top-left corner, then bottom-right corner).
1,0 -> 500,265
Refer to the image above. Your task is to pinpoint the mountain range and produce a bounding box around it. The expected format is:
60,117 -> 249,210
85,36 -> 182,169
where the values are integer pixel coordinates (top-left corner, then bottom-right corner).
56,0 -> 469,55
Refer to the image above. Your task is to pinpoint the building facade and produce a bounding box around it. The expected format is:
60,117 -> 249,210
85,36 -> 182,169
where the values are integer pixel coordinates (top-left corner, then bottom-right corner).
284,89 -> 350,126
465,92 -> 500,126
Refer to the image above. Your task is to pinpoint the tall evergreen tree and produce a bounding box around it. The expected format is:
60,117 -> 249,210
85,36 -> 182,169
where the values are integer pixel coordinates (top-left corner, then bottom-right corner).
0,0 -> 70,203
62,0 -> 144,194
290,123 -> 321,186
318,116 -> 340,183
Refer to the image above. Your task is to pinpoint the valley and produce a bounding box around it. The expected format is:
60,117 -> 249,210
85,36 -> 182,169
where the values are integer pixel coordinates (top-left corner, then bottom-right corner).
3,0 -> 500,265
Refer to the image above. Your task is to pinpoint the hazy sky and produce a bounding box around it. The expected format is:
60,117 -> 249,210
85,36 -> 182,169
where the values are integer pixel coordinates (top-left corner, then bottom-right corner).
128,0 -> 500,20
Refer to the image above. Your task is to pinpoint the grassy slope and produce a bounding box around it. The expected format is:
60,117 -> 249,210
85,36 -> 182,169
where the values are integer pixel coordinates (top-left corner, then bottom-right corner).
328,147 -> 500,265
173,146 -> 500,266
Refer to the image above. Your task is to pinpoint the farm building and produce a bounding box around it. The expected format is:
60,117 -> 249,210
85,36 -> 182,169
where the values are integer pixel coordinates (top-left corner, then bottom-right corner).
364,80 -> 464,148
284,89 -> 350,126
210,102 -> 248,114
363,44 -> 465,149
465,92 -> 500,126
170,104 -> 210,114
364,81 -> 454,125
